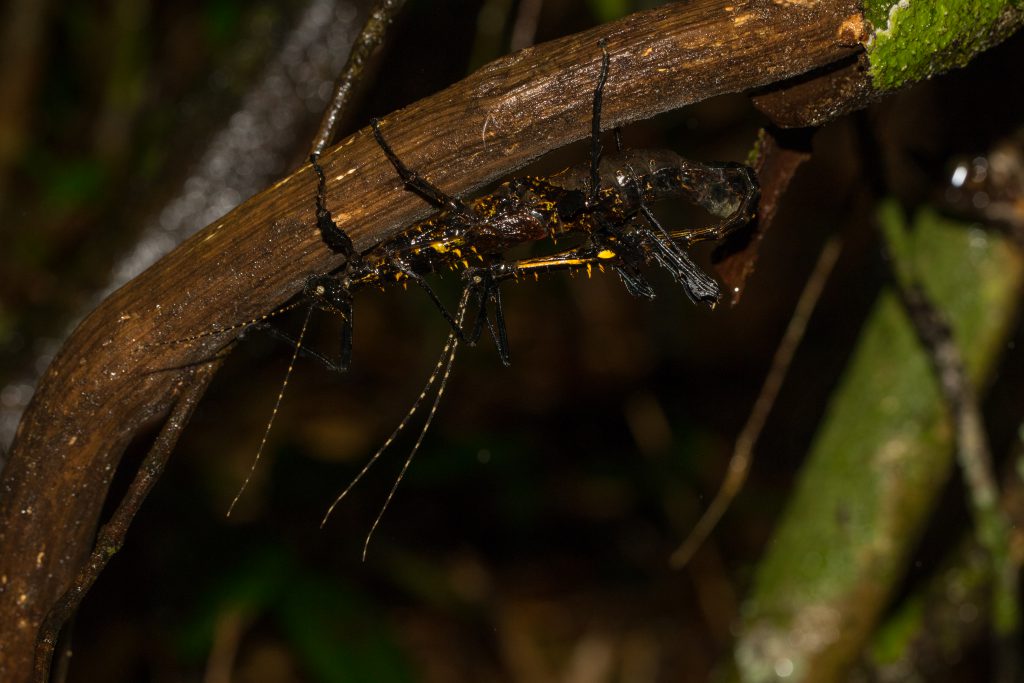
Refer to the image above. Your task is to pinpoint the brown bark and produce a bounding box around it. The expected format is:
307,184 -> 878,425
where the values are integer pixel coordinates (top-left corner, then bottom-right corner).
0,1 -> 864,680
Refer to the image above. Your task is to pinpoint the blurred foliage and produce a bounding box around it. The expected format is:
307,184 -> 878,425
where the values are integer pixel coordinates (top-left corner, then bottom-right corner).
2,1 -> 1023,682
0,0 -> 302,372
734,202 -> 1023,682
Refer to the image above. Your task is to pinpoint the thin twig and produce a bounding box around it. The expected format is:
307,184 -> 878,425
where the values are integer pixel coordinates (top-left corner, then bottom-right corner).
309,0 -> 408,157
671,236 -> 842,569
32,360 -> 222,683
892,278 -> 1020,683
510,0 -> 544,51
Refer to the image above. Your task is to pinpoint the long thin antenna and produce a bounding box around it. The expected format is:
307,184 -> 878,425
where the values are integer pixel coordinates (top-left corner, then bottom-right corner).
669,237 -> 841,568
318,329 -> 452,526
319,288 -> 471,557
361,324 -> 461,560
157,300 -> 305,347
227,304 -> 314,517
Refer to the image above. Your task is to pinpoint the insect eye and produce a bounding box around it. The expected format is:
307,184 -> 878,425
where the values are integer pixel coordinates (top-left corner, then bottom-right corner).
315,285 -> 326,295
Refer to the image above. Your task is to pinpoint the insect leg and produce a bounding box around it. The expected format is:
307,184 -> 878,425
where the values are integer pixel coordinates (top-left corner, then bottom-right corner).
338,295 -> 354,372
464,270 -> 511,366
636,204 -> 720,304
588,39 -> 611,205
305,274 -> 356,372
616,156 -> 722,304
310,153 -> 359,260
487,278 -> 510,366
390,261 -> 471,344
253,321 -> 348,372
611,261 -> 657,300
371,118 -> 471,215
664,163 -> 760,246
485,246 -> 657,300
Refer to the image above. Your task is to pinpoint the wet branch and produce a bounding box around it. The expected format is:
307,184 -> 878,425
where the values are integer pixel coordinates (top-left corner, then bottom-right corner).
31,360 -> 221,683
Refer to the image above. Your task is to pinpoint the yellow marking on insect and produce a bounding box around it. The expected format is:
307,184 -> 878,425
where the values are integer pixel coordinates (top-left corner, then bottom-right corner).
586,263 -> 592,278
597,249 -> 616,259
430,242 -> 449,253
394,273 -> 403,281
453,248 -> 462,258
598,264 -> 606,273
462,259 -> 469,269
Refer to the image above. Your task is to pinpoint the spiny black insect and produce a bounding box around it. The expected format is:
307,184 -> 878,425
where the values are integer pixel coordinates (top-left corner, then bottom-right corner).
229,40 -> 758,556
305,44 -> 758,371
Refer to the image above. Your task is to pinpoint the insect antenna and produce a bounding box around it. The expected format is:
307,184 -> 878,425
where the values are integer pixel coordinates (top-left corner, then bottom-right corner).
320,287 -> 471,560
226,304 -> 314,517
360,314 -> 463,560
155,299 -> 306,347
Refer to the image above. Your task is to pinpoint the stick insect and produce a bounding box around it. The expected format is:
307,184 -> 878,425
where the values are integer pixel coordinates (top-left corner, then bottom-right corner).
209,40 -> 758,557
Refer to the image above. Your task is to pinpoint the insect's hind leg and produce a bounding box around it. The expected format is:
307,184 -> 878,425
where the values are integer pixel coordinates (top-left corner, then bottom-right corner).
612,260 -> 657,300
310,153 -> 359,260
371,119 -> 470,215
588,39 -> 611,205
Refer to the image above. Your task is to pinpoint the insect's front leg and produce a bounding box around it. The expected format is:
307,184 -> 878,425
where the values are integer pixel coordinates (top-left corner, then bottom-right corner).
462,268 -> 511,367
253,319 -> 351,373
305,273 -> 355,372
587,39 -> 611,205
